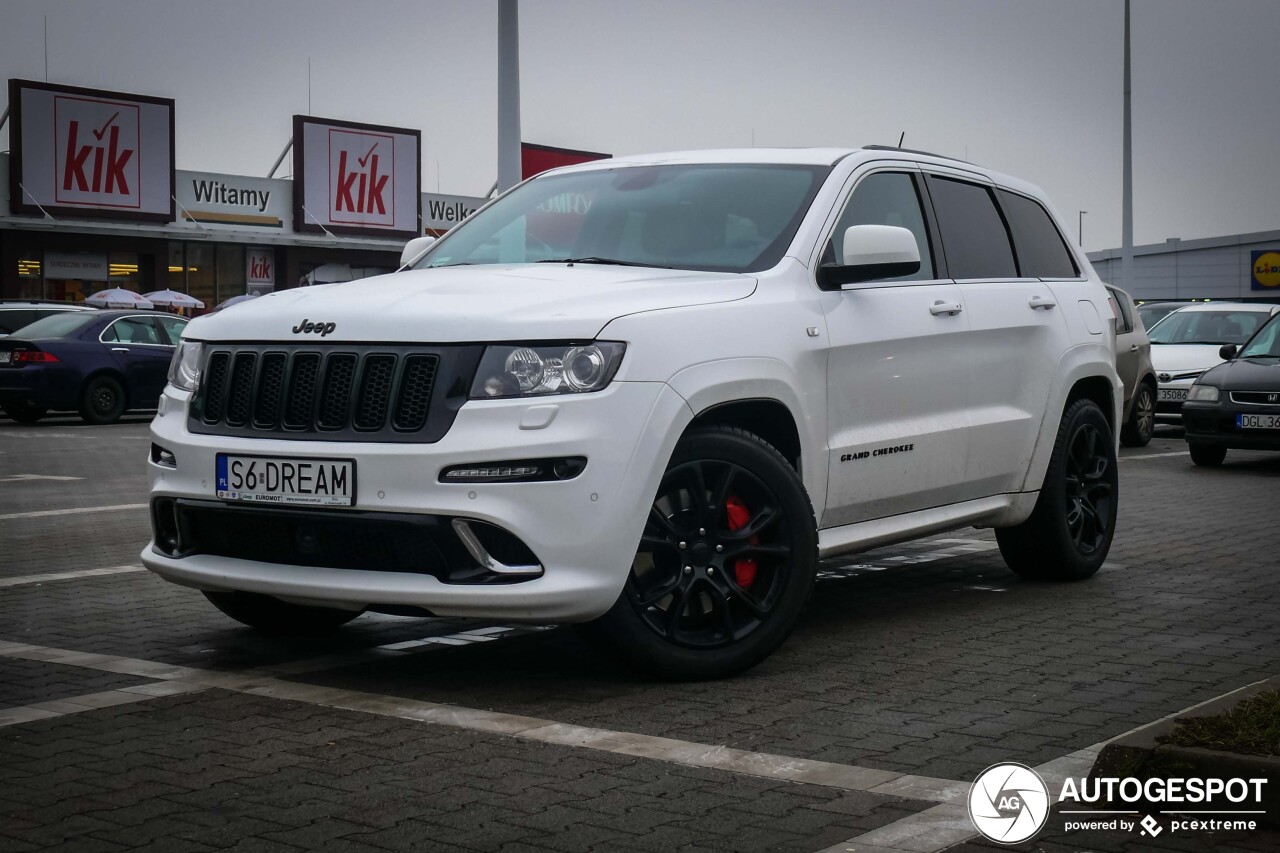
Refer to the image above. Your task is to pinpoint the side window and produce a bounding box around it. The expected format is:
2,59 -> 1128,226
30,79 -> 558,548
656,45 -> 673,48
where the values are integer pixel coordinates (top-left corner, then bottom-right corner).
925,176 -> 1017,279
1106,288 -> 1134,334
828,172 -> 934,282
996,190 -> 1078,278
104,318 -> 163,345
156,316 -> 188,345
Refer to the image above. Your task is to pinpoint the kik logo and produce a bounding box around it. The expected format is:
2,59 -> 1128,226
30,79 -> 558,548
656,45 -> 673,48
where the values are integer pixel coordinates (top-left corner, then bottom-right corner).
54,97 -> 140,209
329,129 -> 394,227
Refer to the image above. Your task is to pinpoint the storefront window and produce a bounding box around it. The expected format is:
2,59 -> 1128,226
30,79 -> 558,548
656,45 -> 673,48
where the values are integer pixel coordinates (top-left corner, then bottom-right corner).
216,245 -> 247,305
16,253 -> 42,299
107,252 -> 142,293
166,243 -> 187,292
186,244 -> 215,311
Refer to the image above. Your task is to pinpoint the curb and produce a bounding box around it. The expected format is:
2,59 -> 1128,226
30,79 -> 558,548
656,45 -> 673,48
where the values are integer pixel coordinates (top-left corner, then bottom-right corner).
1090,675 -> 1279,826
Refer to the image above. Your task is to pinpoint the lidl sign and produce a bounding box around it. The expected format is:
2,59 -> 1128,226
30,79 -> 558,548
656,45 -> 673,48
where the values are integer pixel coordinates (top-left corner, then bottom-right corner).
1252,250 -> 1280,290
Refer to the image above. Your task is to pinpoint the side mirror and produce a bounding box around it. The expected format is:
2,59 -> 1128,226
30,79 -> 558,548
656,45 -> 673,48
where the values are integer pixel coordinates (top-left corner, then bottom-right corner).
1219,343 -> 1238,360
818,224 -> 921,290
400,236 -> 437,268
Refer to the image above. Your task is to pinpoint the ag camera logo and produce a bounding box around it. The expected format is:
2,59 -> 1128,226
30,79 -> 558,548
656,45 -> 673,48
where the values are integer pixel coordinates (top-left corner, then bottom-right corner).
968,763 -> 1050,843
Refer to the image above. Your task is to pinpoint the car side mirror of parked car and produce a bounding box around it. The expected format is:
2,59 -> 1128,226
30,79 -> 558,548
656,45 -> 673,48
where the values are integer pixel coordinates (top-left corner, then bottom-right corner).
818,224 -> 921,290
1219,343 -> 1238,360
399,236 -> 437,269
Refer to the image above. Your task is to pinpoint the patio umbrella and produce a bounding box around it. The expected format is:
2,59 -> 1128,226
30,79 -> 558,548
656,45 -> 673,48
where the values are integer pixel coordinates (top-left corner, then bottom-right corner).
84,289 -> 154,309
213,292 -> 261,312
143,290 -> 205,309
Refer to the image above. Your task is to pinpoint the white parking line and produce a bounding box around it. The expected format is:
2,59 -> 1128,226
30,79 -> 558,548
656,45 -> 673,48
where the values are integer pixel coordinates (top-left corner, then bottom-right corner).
0,474 -> 84,483
0,503 -> 146,521
0,565 -> 146,588
1120,450 -> 1189,460
0,682 -> 206,727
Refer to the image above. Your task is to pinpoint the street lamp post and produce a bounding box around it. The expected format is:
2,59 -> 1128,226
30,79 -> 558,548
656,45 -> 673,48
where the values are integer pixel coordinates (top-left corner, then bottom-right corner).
1078,210 -> 1088,247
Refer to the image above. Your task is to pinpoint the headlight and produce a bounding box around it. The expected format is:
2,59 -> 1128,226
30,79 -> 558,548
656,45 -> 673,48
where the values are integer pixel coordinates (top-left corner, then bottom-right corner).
1188,383 -> 1219,402
470,342 -> 625,399
167,341 -> 203,392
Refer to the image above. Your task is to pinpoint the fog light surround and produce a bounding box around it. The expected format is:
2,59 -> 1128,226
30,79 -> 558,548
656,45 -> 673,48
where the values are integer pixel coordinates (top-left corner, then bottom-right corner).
439,456 -> 586,483
150,443 -> 177,468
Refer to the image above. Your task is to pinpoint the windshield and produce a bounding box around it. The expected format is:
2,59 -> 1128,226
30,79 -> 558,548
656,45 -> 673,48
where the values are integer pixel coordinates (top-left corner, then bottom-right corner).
9,312 -> 97,339
1239,313 -> 1280,358
1146,309 -> 1270,345
415,163 -> 831,274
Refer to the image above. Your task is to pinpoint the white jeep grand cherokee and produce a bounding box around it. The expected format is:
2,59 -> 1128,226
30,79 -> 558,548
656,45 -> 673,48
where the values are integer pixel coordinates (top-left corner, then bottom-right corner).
144,147 -> 1121,679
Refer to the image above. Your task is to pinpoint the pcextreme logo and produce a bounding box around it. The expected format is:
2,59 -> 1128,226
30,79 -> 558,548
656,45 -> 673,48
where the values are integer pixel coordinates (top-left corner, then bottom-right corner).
968,763 -> 1050,843
1252,251 -> 1280,289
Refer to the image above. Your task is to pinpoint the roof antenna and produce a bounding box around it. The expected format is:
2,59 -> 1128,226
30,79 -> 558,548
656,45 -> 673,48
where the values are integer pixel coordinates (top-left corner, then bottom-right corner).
897,132 -> 905,148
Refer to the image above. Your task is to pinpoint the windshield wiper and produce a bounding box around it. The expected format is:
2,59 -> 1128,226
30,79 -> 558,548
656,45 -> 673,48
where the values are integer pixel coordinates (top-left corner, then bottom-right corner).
537,257 -> 672,269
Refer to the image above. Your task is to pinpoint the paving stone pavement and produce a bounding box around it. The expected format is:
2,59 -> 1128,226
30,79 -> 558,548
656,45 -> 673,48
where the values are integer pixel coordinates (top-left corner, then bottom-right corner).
1,420 -> 1277,851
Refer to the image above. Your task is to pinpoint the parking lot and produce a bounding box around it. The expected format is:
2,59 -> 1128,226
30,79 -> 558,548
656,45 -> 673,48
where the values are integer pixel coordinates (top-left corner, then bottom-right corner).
1,414 -> 1277,853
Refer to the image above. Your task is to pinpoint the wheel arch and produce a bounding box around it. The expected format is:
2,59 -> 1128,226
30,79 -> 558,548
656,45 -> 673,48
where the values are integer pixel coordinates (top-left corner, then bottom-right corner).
687,399 -> 802,472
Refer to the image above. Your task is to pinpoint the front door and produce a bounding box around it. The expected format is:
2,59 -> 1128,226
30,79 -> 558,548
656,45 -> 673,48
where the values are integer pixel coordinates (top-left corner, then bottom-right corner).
102,316 -> 173,406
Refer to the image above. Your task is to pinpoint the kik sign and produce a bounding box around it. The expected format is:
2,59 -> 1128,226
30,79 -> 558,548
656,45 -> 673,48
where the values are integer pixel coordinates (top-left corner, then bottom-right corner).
293,115 -> 420,238
8,79 -> 174,222
246,249 -> 275,286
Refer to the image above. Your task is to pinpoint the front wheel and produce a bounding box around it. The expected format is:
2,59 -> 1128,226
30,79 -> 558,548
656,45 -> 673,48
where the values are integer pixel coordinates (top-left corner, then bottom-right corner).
203,591 -> 361,635
583,427 -> 817,680
80,376 -> 125,425
2,402 -> 47,424
1120,383 -> 1155,447
997,398 -> 1118,581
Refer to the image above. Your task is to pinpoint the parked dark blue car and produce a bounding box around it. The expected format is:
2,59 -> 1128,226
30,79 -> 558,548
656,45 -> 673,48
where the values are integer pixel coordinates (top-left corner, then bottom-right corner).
0,310 -> 188,424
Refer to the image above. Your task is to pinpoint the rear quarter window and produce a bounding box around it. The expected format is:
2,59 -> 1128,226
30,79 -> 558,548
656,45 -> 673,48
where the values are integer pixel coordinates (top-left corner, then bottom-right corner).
996,190 -> 1079,278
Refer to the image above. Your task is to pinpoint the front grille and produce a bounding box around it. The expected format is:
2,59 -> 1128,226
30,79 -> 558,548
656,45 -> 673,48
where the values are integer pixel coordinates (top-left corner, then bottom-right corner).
151,498 -> 536,584
189,343 -> 483,443
1230,391 -> 1280,406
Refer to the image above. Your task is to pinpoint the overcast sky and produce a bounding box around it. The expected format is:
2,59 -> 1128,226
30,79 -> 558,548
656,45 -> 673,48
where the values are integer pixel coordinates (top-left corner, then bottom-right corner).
2,0 -> 1277,252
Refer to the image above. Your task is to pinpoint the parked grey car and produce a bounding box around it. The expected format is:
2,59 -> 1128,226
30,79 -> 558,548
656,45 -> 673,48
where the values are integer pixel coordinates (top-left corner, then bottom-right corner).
1108,286 -> 1157,447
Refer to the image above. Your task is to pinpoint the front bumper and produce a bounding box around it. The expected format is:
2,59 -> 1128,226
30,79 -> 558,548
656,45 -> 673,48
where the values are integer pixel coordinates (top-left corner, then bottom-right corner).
141,380 -> 692,622
1182,398 -> 1280,452
1154,377 -> 1198,421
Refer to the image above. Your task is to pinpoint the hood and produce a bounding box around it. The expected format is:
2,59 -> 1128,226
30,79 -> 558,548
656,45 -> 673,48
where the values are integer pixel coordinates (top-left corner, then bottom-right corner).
185,265 -> 755,343
1149,344 -> 1225,376
1200,357 -> 1280,391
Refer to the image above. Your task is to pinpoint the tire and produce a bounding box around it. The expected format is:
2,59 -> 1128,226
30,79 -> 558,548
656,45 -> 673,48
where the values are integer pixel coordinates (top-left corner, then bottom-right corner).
80,375 -> 126,425
203,591 -> 361,635
996,398 -> 1118,581
1120,383 -> 1155,448
583,426 -> 817,680
1188,443 -> 1226,467
2,402 -> 47,424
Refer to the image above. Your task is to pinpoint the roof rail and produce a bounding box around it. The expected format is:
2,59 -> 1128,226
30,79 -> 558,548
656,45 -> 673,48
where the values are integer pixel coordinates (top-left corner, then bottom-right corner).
862,144 -> 972,164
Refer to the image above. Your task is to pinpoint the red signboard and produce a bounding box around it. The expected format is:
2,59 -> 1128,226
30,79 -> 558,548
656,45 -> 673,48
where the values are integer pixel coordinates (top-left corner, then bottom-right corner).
521,143 -> 609,180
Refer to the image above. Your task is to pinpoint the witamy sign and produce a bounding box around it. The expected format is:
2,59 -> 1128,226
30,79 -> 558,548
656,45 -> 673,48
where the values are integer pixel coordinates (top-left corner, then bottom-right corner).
176,171 -> 285,228
293,115 -> 420,238
7,79 -> 174,222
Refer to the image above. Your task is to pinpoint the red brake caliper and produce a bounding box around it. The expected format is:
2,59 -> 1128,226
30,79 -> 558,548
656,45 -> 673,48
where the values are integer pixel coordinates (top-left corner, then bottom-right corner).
724,496 -> 758,590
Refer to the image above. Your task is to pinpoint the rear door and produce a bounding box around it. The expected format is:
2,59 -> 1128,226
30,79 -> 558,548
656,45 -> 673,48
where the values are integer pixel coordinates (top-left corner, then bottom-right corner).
923,175 -> 1076,498
820,167 -> 973,527
102,316 -> 174,406
1107,287 -> 1142,402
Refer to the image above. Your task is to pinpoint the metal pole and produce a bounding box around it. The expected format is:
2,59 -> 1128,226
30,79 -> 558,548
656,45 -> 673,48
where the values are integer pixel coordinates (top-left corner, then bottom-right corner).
267,138 -> 293,179
496,0 -> 522,193
1121,0 -> 1134,291
0,106 -> 9,135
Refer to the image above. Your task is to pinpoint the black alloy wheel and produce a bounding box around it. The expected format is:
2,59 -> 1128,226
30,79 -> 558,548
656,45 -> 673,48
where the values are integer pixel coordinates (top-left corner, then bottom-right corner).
80,375 -> 126,425
1063,421 -> 1115,556
1121,384 -> 1155,447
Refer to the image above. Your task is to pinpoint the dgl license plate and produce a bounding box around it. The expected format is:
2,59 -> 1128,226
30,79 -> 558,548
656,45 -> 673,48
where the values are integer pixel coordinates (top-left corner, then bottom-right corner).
1237,413 -> 1280,430
216,454 -> 355,507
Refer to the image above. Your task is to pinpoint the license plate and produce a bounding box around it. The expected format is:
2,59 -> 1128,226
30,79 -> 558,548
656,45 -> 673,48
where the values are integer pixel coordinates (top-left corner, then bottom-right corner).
216,454 -> 355,507
1158,388 -> 1188,402
1237,413 -> 1280,430
0,352 -> 9,364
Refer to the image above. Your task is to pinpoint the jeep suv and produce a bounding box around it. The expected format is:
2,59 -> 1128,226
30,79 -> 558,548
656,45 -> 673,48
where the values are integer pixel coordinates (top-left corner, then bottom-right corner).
143,147 -> 1121,679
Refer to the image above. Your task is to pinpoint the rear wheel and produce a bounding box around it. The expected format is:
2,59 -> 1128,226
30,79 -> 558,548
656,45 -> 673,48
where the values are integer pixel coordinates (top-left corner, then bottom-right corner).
80,376 -> 125,425
584,427 -> 816,680
203,591 -> 361,635
997,398 -> 1118,581
1120,383 -> 1155,447
2,402 -> 47,423
1188,443 -> 1226,467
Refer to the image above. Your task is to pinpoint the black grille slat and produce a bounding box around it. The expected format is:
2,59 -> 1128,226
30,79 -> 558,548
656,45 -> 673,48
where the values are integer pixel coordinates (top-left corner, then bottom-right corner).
394,355 -> 438,431
253,353 -> 287,428
355,355 -> 396,431
202,353 -> 230,423
284,353 -> 321,429
225,353 -> 257,426
191,344 -> 469,443
318,354 -> 357,430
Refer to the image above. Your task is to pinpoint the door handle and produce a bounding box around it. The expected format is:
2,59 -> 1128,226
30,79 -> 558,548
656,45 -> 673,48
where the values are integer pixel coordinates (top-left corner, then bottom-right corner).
1028,295 -> 1057,310
1128,344 -> 1140,352
929,300 -> 963,316
111,347 -> 130,353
